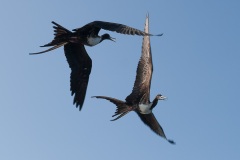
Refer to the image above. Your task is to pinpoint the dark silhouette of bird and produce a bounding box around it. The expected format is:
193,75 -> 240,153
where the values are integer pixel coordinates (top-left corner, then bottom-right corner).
92,15 -> 174,144
29,20 -> 162,111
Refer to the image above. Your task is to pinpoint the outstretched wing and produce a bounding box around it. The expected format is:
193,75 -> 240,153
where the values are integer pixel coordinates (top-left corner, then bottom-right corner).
136,112 -> 175,144
64,43 -> 92,110
126,14 -> 153,104
73,20 -> 163,36
92,96 -> 135,121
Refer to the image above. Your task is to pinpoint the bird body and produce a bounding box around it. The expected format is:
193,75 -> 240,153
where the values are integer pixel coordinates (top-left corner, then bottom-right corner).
138,103 -> 153,114
86,36 -> 102,46
93,15 -> 175,144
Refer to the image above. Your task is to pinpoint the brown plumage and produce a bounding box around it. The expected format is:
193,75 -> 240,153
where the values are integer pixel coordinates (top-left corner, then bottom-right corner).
92,14 -> 175,144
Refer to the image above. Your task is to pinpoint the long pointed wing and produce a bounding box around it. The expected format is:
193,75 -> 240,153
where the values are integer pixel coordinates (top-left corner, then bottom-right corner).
64,43 -> 92,110
73,20 -> 163,36
92,96 -> 134,121
126,14 -> 153,104
136,112 -> 175,144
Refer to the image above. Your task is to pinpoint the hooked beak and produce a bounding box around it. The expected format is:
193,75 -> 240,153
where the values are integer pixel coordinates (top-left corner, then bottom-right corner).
109,37 -> 116,42
159,95 -> 167,100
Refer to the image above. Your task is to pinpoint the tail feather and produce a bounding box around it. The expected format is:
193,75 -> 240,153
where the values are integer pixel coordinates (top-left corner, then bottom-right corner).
30,21 -> 71,55
29,42 -> 68,55
111,104 -> 132,120
111,110 -> 130,121
92,96 -> 135,121
52,21 -> 72,37
41,21 -> 72,47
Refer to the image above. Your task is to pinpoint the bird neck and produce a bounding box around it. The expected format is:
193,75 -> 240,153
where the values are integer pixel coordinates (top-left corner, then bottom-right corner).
151,97 -> 159,110
99,36 -> 105,43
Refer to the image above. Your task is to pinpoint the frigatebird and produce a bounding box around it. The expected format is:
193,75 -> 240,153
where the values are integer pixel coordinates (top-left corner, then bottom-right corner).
92,15 -> 174,144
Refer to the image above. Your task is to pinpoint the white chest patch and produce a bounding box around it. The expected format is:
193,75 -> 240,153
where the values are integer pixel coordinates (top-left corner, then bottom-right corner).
87,37 -> 101,46
139,103 -> 152,114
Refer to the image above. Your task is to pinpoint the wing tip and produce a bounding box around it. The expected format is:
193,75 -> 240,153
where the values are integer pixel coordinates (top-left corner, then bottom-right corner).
75,103 -> 83,111
73,98 -> 84,111
156,33 -> 163,36
29,53 -> 37,55
167,139 -> 176,145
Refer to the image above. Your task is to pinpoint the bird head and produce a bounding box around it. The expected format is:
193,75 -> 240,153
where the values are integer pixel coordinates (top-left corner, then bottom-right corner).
101,33 -> 116,42
156,94 -> 167,100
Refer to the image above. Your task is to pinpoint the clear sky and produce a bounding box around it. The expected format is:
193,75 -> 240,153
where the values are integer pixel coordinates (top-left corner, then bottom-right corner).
1,0 -> 240,160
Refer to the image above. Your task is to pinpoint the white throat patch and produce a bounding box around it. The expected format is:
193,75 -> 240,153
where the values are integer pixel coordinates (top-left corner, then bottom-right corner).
87,37 -> 101,46
139,103 -> 152,114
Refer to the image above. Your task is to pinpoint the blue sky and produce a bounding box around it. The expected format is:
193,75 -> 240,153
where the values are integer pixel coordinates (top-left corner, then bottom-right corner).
1,0 -> 240,159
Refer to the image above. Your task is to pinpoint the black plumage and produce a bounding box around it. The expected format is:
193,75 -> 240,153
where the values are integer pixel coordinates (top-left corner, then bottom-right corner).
30,20 -> 162,110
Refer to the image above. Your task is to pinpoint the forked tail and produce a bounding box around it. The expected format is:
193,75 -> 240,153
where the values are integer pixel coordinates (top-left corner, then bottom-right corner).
41,21 -> 72,47
92,96 -> 134,121
29,21 -> 72,55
